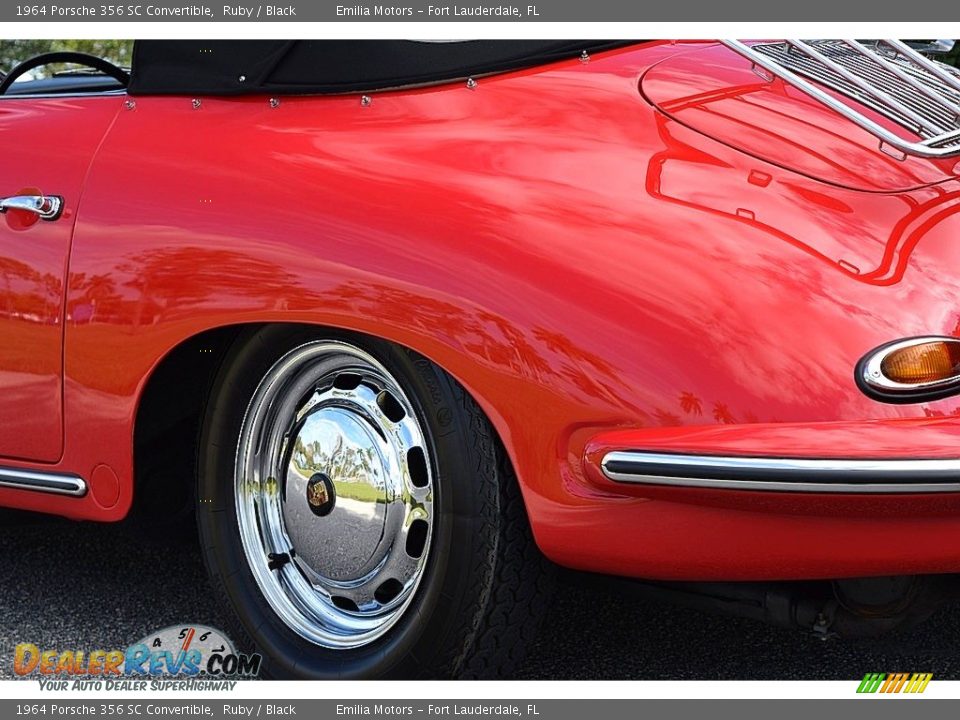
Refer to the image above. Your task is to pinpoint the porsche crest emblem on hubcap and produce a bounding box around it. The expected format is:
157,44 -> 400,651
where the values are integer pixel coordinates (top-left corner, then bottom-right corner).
306,473 -> 336,517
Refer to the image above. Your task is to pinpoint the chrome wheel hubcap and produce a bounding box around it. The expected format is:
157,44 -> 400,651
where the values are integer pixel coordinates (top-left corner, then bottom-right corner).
236,341 -> 434,649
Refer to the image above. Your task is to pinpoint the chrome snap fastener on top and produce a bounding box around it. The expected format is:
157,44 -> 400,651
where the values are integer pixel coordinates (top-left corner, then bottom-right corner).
235,341 -> 434,649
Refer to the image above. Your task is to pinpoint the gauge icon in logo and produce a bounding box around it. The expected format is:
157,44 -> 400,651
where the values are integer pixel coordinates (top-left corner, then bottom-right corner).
132,625 -> 236,676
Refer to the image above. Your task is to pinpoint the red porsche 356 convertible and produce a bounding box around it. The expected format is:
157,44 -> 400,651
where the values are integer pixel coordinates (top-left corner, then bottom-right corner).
3,39 -> 960,678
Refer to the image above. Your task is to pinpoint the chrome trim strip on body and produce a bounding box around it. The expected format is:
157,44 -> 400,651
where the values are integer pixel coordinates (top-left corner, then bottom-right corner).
600,452 -> 960,493
0,90 -> 126,101
0,467 -> 87,497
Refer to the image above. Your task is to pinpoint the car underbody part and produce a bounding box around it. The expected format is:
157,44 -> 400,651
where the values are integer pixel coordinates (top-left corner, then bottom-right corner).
721,39 -> 960,158
582,573 -> 960,638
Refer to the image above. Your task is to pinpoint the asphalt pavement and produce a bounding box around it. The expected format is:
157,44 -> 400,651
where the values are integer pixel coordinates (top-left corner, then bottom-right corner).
1,508 -> 959,680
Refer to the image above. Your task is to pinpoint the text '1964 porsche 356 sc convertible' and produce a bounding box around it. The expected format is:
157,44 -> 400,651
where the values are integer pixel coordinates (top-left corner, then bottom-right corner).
4,39 -> 960,678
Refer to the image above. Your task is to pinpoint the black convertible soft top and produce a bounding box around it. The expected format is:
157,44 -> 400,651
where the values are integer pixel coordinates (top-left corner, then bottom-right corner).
128,40 -> 634,96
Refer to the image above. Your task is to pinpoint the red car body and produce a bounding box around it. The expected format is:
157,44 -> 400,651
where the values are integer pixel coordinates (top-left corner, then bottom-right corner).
4,40 -> 960,582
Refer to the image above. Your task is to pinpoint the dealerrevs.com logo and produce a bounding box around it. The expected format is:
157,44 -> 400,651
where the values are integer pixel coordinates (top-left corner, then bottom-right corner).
14,625 -> 262,691
857,673 -> 933,694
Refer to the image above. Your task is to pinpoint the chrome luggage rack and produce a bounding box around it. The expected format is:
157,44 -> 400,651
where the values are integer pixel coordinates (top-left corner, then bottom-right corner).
720,39 -> 960,159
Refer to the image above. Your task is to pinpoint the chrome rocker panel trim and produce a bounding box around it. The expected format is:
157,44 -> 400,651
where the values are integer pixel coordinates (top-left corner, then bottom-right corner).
0,467 -> 87,497
600,452 -> 960,493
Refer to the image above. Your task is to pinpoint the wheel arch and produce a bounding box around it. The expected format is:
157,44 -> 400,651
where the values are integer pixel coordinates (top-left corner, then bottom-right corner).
130,321 -> 530,526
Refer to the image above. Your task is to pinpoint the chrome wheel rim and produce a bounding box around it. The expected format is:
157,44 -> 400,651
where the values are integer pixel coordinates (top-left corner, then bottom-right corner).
235,341 -> 434,649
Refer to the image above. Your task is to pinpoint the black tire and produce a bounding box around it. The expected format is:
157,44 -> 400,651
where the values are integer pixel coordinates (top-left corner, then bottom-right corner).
196,325 -> 550,678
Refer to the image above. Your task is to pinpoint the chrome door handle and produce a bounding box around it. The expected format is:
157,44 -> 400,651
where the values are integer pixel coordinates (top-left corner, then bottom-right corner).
0,194 -> 63,221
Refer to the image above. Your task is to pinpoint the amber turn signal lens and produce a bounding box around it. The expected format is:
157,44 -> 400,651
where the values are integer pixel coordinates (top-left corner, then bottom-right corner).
880,341 -> 960,385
